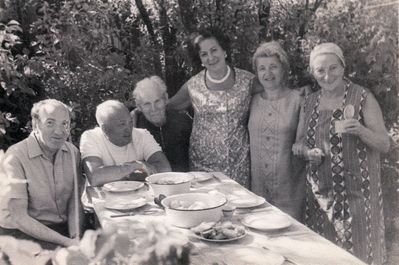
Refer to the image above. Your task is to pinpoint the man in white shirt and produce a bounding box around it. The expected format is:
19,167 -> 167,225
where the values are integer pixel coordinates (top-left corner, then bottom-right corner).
80,100 -> 171,186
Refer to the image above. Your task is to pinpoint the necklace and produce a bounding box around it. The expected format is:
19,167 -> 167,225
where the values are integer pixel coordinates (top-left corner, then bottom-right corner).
206,66 -> 231,84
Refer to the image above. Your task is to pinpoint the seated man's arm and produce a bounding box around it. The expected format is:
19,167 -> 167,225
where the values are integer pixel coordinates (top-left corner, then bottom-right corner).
82,156 -> 144,186
9,198 -> 76,247
143,151 -> 172,174
68,157 -> 85,238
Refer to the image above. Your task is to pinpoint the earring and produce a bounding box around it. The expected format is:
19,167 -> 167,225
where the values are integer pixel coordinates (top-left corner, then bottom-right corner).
201,63 -> 204,67
225,54 -> 227,58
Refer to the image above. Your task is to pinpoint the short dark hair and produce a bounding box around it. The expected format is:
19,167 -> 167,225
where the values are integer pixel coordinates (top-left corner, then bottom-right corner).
190,26 -> 231,66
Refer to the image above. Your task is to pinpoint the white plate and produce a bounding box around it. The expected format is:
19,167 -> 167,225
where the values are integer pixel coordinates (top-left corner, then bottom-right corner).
241,212 -> 292,231
189,171 -> 213,182
104,197 -> 147,212
223,246 -> 285,265
103,181 -> 144,193
229,196 -> 266,208
194,229 -> 247,243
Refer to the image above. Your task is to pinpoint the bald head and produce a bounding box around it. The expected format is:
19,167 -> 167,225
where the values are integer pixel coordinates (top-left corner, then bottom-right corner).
95,100 -> 129,126
95,100 -> 133,146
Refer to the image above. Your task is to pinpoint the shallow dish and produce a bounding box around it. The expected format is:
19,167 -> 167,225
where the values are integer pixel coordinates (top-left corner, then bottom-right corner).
229,195 -> 266,208
241,212 -> 292,231
104,197 -> 147,212
103,181 -> 144,193
189,171 -> 213,182
194,229 -> 247,243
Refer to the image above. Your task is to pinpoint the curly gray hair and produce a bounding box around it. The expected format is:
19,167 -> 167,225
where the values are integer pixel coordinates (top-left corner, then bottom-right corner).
132,76 -> 168,104
252,41 -> 290,75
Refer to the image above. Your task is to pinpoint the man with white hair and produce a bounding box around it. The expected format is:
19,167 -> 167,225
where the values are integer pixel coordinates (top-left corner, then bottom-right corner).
132,76 -> 192,172
80,99 -> 171,186
0,99 -> 81,249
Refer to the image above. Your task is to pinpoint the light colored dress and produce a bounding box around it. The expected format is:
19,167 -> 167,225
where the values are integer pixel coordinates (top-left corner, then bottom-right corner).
248,90 -> 305,220
302,81 -> 386,265
187,68 -> 253,188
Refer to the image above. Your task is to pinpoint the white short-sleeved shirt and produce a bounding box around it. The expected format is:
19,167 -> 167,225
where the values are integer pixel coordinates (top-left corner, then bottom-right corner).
80,127 -> 161,165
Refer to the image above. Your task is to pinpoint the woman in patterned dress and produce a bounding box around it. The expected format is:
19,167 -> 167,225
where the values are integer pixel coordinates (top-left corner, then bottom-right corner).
168,27 -> 253,188
293,43 -> 390,264
249,41 -> 305,220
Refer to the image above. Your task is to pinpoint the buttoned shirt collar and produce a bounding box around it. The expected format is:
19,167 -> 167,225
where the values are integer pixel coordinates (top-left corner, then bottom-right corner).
27,133 -> 69,159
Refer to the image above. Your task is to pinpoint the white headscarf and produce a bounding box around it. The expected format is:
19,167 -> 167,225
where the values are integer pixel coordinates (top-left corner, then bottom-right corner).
309,42 -> 346,69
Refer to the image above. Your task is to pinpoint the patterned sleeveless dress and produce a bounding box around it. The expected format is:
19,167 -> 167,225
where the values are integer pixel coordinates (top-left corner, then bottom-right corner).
248,90 -> 305,220
302,81 -> 386,265
187,68 -> 253,188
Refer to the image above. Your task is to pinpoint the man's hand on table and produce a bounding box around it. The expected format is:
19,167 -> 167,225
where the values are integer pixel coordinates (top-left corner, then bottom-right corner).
122,160 -> 156,181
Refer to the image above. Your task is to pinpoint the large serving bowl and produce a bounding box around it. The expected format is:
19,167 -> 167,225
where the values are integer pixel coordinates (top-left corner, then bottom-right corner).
145,172 -> 194,197
161,192 -> 227,228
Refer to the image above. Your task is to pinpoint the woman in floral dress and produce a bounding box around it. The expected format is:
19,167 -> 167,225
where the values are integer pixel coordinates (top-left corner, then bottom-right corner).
168,27 -> 253,188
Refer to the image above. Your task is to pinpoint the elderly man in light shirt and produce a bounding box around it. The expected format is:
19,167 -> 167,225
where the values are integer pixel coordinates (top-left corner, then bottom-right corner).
80,100 -> 171,187
0,99 -> 82,249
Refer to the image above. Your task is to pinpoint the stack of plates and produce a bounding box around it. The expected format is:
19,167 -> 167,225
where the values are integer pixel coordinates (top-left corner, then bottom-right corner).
103,181 -> 144,193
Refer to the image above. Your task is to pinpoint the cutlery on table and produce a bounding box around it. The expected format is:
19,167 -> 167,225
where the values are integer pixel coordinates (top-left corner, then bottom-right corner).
209,172 -> 222,183
110,212 -> 137,218
262,246 -> 298,265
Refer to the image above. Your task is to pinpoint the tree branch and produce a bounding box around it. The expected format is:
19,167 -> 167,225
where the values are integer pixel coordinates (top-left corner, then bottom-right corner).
134,0 -> 162,75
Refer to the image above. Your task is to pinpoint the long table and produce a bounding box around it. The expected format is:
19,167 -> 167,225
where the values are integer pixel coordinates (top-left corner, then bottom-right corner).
89,172 -> 367,265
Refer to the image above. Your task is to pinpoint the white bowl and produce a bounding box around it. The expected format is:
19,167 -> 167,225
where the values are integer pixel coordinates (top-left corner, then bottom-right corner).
145,172 -> 194,197
161,192 -> 227,228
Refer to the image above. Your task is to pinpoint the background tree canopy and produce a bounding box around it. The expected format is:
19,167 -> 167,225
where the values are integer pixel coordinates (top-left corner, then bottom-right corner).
0,0 -> 398,254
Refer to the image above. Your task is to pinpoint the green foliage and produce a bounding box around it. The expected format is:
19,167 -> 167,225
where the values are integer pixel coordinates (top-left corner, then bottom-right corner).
0,18 -> 42,149
26,0 -> 147,142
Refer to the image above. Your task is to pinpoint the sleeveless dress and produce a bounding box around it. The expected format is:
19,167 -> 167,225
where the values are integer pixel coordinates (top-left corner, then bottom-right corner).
249,90 -> 305,220
302,81 -> 386,265
187,68 -> 253,188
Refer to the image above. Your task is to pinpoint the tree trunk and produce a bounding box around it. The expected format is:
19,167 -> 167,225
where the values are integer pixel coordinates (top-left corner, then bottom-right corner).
258,0 -> 270,41
134,0 -> 162,75
158,0 -> 186,96
177,0 -> 197,34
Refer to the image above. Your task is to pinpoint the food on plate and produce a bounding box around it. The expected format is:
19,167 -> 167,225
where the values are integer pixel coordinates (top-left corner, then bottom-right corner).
190,221 -> 217,234
169,199 -> 209,210
152,175 -> 190,185
191,221 -> 245,240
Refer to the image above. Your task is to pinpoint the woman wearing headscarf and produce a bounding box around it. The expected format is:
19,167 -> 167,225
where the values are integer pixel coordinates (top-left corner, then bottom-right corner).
168,27 -> 254,188
293,42 -> 390,264
249,41 -> 305,220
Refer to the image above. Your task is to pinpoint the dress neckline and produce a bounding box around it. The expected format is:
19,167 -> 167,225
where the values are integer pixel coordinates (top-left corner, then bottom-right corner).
203,67 -> 236,92
260,88 -> 291,102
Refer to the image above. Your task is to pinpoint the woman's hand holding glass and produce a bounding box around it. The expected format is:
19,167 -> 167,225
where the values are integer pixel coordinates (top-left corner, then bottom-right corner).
306,148 -> 325,166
